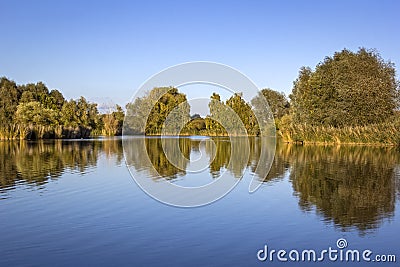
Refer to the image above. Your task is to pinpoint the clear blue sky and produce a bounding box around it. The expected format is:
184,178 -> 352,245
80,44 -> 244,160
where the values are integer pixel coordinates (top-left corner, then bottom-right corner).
1,0 -> 399,107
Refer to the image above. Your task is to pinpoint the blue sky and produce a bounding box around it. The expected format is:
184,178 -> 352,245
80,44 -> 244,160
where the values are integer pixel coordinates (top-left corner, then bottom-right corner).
1,0 -> 399,108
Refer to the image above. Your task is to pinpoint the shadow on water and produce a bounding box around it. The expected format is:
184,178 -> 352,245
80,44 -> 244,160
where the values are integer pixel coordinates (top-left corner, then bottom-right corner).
1,137 -> 400,234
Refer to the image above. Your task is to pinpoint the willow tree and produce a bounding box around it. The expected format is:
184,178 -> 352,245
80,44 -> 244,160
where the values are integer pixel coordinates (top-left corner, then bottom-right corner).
290,48 -> 400,127
124,87 -> 190,135
205,93 -> 228,136
252,89 -> 289,119
226,93 -> 259,136
205,92 -> 260,136
251,88 -> 289,131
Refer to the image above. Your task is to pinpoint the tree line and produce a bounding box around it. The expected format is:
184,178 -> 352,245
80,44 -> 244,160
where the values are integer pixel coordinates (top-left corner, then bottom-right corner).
2,47 -> 399,143
123,87 -> 270,136
0,78 -> 124,140
124,48 -> 399,144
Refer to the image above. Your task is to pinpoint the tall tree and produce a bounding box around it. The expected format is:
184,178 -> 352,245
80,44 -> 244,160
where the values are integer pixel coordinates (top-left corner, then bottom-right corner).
226,93 -> 259,136
0,77 -> 21,139
60,97 -> 100,138
0,77 -> 106,140
0,77 -> 19,126
49,89 -> 66,110
15,101 -> 59,139
252,88 -> 290,120
19,82 -> 50,104
102,105 -> 125,136
290,48 -> 400,127
124,87 -> 190,135
205,93 -> 228,136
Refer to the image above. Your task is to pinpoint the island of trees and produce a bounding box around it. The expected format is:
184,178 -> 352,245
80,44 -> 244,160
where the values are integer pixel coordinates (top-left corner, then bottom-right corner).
1,47 -> 399,145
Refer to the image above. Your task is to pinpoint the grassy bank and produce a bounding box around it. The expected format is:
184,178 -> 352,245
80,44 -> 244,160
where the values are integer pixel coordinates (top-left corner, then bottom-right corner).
279,117 -> 400,146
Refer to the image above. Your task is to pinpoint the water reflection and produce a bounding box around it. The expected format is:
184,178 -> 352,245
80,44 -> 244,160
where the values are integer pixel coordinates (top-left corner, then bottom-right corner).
125,137 -> 400,232
146,138 -> 190,178
252,140 -> 291,183
287,145 -> 400,233
1,137 -> 400,233
0,139 -> 123,190
124,137 -> 273,181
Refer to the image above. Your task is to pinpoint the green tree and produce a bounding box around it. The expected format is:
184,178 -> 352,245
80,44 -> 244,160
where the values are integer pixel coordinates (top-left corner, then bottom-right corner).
226,93 -> 259,136
18,83 -> 65,111
124,87 -> 190,135
61,97 -> 100,138
15,101 -> 59,139
205,93 -> 228,136
252,88 -> 289,120
124,96 -> 151,134
19,91 -> 36,104
0,77 -> 20,139
0,77 -> 104,139
76,96 -> 99,130
205,92 -> 259,136
146,87 -> 190,135
49,89 -> 66,110
61,99 -> 79,128
183,116 -> 206,135
290,48 -> 400,127
19,82 -> 50,104
102,104 -> 125,136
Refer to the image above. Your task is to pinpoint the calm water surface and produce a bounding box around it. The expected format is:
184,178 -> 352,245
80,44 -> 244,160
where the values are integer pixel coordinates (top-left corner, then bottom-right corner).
0,137 -> 399,266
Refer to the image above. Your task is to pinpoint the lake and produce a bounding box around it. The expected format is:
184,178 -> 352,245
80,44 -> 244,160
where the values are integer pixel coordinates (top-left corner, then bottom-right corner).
0,137 -> 399,266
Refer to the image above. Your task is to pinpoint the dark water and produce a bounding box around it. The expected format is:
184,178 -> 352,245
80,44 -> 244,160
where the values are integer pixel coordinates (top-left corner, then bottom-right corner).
0,137 -> 399,266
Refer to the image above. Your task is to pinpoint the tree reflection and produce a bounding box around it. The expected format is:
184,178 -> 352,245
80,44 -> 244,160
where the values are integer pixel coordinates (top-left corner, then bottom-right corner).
247,137 -> 286,183
126,137 -> 257,180
2,137 -> 400,234
124,137 -> 191,180
397,166 -> 400,200
288,145 -> 399,233
244,140 -> 400,233
145,138 -> 190,179
204,137 -> 276,179
0,139 -> 123,189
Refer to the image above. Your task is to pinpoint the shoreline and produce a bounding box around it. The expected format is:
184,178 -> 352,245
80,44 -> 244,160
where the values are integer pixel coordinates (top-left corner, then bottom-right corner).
1,135 -> 399,147
281,140 -> 398,147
